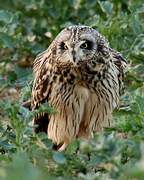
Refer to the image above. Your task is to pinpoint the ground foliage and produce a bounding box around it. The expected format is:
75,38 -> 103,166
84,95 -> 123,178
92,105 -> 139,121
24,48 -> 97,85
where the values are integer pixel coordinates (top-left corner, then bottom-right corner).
0,0 -> 144,179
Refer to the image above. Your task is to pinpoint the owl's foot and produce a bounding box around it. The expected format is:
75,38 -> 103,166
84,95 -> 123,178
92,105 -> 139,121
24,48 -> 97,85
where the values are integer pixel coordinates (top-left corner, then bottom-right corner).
58,143 -> 68,151
52,142 -> 68,151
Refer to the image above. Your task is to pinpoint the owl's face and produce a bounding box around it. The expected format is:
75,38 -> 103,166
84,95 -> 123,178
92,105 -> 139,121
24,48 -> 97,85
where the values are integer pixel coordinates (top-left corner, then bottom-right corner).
53,25 -> 108,66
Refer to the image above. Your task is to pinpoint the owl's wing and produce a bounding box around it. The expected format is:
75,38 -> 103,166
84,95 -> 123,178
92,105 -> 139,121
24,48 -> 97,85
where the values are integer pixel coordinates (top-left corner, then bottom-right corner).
31,48 -> 53,133
110,48 -> 127,95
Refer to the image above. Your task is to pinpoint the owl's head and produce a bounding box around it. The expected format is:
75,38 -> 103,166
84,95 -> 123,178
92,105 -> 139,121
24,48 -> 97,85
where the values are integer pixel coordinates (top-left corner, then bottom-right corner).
52,25 -> 109,66
34,25 -> 126,77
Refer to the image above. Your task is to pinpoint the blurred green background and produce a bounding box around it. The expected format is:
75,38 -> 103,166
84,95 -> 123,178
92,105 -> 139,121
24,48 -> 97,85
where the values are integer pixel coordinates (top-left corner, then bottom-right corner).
0,0 -> 144,179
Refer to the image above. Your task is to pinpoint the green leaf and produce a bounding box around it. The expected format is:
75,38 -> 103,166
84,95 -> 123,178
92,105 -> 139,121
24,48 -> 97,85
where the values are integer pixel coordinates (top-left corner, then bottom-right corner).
4,152 -> 43,180
0,140 -> 16,150
98,1 -> 113,15
53,152 -> 66,164
0,32 -> 14,48
0,10 -> 13,23
38,102 -> 57,114
7,70 -> 17,82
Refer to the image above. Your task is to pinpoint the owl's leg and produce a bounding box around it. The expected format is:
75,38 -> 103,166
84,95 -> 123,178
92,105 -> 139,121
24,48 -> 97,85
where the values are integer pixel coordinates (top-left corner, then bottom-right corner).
48,86 -> 88,151
48,115 -> 73,151
77,122 -> 90,139
77,102 -> 92,140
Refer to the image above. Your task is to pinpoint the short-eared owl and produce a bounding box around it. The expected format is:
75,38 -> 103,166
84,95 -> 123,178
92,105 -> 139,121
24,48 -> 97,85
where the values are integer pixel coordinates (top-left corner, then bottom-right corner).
31,25 -> 127,151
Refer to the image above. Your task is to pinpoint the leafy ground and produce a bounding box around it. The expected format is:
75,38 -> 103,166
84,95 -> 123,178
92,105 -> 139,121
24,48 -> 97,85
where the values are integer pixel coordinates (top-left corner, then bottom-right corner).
0,0 -> 144,179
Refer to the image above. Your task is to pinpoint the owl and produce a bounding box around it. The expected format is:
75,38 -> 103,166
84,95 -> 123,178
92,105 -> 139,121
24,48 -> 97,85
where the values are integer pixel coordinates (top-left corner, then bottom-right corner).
31,25 -> 127,151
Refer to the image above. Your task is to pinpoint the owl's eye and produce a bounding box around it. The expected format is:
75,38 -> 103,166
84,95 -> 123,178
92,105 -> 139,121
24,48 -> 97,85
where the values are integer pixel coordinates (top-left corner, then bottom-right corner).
80,41 -> 93,50
60,42 -> 68,50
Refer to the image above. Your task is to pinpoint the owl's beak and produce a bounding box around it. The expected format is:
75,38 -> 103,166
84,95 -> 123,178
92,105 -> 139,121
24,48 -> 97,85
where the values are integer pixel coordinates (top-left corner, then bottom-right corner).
71,50 -> 76,62
68,49 -> 76,64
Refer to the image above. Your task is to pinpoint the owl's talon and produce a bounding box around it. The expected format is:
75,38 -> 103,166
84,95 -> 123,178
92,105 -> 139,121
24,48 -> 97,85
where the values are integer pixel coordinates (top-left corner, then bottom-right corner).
58,143 -> 68,152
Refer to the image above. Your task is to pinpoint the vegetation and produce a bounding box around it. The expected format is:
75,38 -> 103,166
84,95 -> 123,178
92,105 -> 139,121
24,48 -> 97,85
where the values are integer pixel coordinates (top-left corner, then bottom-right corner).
0,0 -> 144,179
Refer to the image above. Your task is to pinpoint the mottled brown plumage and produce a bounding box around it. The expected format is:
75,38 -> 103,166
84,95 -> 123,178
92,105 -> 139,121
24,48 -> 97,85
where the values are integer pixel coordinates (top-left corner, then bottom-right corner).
31,25 -> 127,151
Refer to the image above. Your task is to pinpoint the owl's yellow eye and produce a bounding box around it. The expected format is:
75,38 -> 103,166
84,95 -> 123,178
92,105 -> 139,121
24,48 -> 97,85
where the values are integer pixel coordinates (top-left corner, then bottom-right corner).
80,41 -> 93,50
80,42 -> 88,49
60,42 -> 68,50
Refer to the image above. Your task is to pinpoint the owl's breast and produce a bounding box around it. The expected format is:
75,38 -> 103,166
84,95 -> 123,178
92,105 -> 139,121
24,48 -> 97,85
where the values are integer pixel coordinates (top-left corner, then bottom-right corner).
74,84 -> 90,101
